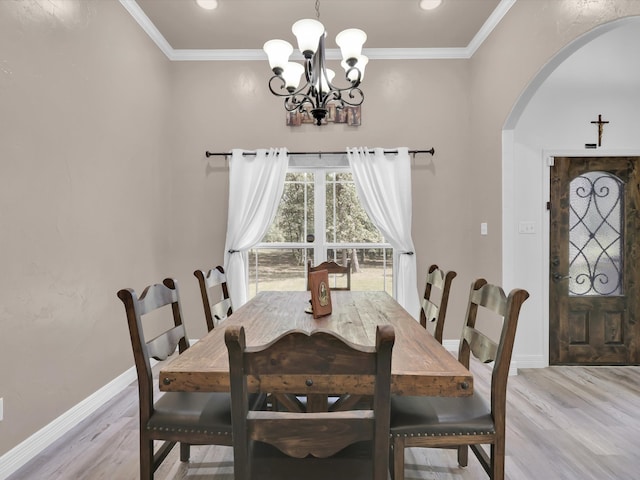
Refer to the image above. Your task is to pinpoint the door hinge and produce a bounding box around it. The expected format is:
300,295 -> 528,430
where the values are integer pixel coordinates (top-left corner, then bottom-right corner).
547,202 -> 552,210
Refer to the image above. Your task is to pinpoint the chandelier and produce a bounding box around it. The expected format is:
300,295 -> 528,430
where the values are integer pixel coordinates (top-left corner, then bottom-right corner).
263,1 -> 368,126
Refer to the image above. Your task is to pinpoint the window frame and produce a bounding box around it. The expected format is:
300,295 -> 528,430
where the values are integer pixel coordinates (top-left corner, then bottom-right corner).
251,155 -> 393,294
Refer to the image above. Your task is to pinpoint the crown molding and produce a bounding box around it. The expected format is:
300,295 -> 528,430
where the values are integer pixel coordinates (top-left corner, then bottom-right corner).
467,0 -> 517,56
119,0 -> 173,58
169,47 -> 472,62
120,0 -> 516,62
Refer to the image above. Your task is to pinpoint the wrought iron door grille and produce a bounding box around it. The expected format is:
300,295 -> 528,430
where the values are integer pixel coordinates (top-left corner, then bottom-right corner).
569,171 -> 623,296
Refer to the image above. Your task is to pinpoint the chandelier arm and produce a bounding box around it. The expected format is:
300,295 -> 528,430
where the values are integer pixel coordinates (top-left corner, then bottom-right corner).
343,86 -> 364,106
267,75 -> 307,98
267,75 -> 289,97
284,92 -> 317,112
345,66 -> 362,87
318,86 -> 363,110
304,56 -> 314,86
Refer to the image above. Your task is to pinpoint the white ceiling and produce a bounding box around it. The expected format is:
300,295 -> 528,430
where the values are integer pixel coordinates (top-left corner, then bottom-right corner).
120,0 -> 515,60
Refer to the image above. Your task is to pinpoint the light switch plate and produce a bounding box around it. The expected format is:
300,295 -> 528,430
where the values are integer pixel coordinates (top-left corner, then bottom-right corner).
518,221 -> 536,234
480,222 -> 488,235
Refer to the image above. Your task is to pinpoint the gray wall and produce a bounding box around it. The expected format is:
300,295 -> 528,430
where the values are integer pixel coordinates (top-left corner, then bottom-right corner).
0,0 -> 172,455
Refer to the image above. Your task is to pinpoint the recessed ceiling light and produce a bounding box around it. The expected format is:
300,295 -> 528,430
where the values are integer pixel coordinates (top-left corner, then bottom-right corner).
419,0 -> 442,10
196,0 -> 218,10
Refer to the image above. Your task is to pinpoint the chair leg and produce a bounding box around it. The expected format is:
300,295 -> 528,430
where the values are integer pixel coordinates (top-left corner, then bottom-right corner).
392,437 -> 405,480
457,445 -> 468,467
180,443 -> 191,462
491,441 -> 505,480
140,435 -> 153,480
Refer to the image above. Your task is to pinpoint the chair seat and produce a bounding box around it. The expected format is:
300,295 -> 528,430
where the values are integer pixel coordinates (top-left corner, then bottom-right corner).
148,392 -> 266,434
147,392 -> 233,434
390,392 -> 495,437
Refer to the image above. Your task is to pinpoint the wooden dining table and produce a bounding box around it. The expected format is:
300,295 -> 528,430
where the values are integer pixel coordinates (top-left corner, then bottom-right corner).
160,290 -> 473,400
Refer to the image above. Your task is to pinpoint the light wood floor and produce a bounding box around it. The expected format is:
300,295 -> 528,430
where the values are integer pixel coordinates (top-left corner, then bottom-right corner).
8,359 -> 640,480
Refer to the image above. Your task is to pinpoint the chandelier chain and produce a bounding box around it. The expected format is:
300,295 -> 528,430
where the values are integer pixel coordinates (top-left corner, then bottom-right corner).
315,0 -> 320,19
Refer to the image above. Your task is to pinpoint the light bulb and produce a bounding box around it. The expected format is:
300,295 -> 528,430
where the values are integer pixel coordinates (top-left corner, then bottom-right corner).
292,19 -> 325,58
335,28 -> 367,64
316,68 -> 335,94
263,39 -> 293,74
282,62 -> 305,92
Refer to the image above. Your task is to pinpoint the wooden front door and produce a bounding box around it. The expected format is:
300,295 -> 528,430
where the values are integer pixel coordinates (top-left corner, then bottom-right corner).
550,157 -> 640,365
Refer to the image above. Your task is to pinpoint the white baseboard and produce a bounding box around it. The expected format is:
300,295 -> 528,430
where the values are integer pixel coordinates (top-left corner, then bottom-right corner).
0,366 -> 138,480
512,354 -> 548,370
442,339 -> 459,352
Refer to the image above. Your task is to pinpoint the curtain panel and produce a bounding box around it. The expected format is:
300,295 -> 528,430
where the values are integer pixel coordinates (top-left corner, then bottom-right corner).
223,148 -> 289,309
347,147 -> 420,319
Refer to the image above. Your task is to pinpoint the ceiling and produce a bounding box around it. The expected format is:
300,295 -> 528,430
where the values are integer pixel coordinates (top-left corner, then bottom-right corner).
124,0 -> 512,60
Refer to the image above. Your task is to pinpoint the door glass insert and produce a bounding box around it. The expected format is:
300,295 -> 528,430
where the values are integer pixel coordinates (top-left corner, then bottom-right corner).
569,171 -> 623,296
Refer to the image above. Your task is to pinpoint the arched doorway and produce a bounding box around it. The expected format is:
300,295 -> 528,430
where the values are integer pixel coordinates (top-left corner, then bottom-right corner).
502,17 -> 640,367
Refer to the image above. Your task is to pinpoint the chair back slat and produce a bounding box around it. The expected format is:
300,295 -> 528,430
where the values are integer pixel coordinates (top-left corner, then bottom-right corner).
210,298 -> 233,323
195,266 -> 233,331
204,266 -> 227,288
245,329 -> 377,378
470,283 -> 508,317
146,324 -> 187,361
420,265 -> 457,343
425,266 -> 447,289
308,260 -> 351,291
247,410 -> 375,458
136,283 -> 178,315
421,299 -> 439,324
462,326 -> 498,364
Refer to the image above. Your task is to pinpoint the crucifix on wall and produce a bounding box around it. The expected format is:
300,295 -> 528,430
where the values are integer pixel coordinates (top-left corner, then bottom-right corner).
590,114 -> 609,147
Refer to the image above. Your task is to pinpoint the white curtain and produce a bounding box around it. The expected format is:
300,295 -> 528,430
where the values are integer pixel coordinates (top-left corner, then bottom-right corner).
224,148 -> 289,308
347,147 -> 420,319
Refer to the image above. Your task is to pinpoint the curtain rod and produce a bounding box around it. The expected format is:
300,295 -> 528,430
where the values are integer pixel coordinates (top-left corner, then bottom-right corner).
205,148 -> 434,158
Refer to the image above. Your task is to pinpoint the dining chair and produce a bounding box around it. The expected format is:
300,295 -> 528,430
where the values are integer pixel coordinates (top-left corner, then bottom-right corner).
194,265 -> 232,331
307,259 -> 352,291
117,279 -> 234,480
389,278 -> 529,480
420,264 -> 457,344
225,323 -> 395,480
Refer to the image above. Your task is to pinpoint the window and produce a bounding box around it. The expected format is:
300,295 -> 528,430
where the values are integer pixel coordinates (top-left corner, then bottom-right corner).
248,158 -> 392,298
